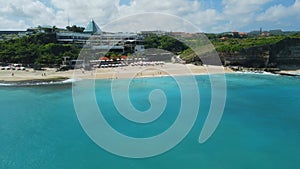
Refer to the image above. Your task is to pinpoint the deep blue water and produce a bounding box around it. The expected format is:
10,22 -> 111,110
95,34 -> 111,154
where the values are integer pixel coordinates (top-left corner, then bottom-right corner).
0,74 -> 300,169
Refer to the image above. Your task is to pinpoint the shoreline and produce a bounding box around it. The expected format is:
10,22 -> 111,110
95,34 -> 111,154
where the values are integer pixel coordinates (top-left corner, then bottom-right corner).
0,77 -> 69,83
229,66 -> 300,77
1,64 -> 299,85
274,70 -> 300,76
0,64 -> 232,84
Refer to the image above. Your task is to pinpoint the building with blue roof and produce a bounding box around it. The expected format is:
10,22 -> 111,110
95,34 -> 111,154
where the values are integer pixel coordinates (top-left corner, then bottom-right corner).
83,19 -> 102,34
57,19 -> 144,56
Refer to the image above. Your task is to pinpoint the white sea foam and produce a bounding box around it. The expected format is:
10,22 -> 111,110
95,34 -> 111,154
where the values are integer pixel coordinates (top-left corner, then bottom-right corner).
62,78 -> 80,83
0,83 -> 14,86
0,78 -> 79,87
234,71 -> 279,76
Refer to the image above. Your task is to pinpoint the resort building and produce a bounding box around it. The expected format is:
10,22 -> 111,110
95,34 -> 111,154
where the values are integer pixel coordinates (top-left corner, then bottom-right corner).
56,19 -> 145,55
232,31 -> 248,38
56,32 -> 91,44
86,32 -> 145,54
0,19 -> 145,56
56,20 -> 100,44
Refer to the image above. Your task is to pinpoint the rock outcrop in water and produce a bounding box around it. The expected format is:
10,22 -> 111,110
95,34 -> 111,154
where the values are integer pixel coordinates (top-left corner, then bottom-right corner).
220,38 -> 300,69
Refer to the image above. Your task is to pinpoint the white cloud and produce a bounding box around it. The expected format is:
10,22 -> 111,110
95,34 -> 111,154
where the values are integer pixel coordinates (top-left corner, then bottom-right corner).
118,0 -> 199,16
50,0 -> 119,27
222,0 -> 271,15
0,0 -> 299,32
0,0 -> 120,29
115,0 -> 212,32
257,0 -> 300,22
219,0 -> 272,30
102,13 -> 201,33
0,0 -> 56,28
0,16 -> 28,30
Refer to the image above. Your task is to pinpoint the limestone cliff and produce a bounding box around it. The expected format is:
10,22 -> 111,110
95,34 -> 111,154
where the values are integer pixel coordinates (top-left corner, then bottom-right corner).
220,38 -> 300,68
269,38 -> 300,67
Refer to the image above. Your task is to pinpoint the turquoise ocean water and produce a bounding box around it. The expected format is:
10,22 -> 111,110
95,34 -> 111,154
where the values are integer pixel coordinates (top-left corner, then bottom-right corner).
1,73 -> 300,169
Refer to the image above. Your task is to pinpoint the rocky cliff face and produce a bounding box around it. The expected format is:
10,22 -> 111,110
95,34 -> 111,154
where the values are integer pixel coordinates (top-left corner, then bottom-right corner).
220,38 -> 300,68
269,38 -> 300,67
220,46 -> 269,68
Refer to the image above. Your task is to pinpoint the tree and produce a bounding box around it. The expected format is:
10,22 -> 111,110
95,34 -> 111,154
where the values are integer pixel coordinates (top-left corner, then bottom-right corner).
144,34 -> 188,54
144,34 -> 159,49
52,26 -> 57,32
66,25 -> 85,32
0,33 -> 81,67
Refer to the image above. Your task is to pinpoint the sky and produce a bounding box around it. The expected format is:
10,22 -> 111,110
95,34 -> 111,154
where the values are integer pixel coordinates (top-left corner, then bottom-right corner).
0,0 -> 299,33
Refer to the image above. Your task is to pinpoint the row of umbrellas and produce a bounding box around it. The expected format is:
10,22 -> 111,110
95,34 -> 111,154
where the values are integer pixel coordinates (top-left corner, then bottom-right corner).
99,56 -> 150,61
99,55 -> 128,61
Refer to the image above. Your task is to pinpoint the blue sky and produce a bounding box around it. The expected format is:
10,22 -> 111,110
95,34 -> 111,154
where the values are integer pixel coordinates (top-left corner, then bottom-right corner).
0,0 -> 299,33
119,0 -> 131,6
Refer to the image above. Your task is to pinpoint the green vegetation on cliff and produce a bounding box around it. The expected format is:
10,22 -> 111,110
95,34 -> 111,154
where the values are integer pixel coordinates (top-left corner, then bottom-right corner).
143,33 -> 300,62
212,33 -> 300,53
212,36 -> 285,52
1,31 -> 299,67
144,34 -> 189,54
0,33 -> 80,66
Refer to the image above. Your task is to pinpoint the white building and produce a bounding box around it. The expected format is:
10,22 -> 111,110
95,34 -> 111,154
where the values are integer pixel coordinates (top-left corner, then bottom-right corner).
56,20 -> 145,54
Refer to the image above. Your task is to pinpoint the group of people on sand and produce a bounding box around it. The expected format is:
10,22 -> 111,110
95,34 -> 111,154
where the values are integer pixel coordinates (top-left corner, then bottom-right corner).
10,72 -> 46,77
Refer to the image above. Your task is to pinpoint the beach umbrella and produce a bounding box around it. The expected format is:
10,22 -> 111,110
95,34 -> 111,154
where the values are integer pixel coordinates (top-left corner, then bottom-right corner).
99,56 -> 109,61
121,55 -> 128,59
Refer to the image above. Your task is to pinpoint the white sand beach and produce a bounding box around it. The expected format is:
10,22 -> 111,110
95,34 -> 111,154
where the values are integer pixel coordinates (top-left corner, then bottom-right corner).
277,70 -> 300,76
0,63 -> 233,83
